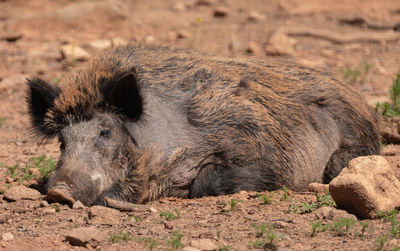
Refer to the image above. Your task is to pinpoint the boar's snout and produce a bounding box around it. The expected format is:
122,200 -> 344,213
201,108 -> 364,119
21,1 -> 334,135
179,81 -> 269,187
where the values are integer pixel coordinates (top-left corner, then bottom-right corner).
45,188 -> 76,206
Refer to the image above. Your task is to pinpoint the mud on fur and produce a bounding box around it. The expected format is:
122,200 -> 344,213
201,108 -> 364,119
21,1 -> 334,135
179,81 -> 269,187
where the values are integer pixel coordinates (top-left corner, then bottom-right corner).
26,44 -> 380,206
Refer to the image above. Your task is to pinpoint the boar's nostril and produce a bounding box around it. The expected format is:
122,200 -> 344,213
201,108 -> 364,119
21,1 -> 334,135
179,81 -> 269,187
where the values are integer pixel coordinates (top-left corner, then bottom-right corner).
45,189 -> 76,206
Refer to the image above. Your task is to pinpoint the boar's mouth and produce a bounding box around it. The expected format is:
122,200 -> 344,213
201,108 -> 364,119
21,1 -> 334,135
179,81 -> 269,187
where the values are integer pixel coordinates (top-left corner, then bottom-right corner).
45,184 -> 76,206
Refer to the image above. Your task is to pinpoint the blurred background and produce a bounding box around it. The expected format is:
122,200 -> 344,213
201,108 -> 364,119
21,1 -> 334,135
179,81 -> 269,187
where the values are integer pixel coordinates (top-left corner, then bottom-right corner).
0,0 -> 400,164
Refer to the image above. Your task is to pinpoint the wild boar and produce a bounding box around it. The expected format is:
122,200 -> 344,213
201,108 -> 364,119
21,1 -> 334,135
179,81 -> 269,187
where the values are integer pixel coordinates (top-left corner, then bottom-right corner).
26,44 -> 380,205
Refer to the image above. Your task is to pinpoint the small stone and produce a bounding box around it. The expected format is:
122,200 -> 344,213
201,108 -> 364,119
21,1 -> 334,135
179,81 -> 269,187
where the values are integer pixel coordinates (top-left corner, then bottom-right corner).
274,221 -> 289,228
265,32 -> 296,56
164,221 -> 173,230
2,32 -> 22,42
246,41 -> 261,55
40,200 -> 49,207
313,207 -> 357,221
89,206 -> 121,225
42,208 -> 56,214
172,3 -> 185,12
149,207 -> 158,213
60,44 -> 90,62
248,11 -> 266,22
330,155 -> 400,219
190,238 -> 218,251
183,247 -> 202,251
176,30 -> 190,39
199,231 -> 214,238
196,0 -> 215,6
28,168 -> 41,177
222,204 -> 230,212
1,232 -> 14,241
89,40 -> 111,50
72,200 -> 85,209
4,186 -> 41,201
145,35 -> 155,44
308,183 -> 329,194
65,227 -> 107,247
213,7 -> 229,17
5,177 -> 13,184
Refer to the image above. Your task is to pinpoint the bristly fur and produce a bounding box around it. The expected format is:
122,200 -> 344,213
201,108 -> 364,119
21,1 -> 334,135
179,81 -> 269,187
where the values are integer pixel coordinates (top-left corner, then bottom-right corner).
26,70 -> 143,141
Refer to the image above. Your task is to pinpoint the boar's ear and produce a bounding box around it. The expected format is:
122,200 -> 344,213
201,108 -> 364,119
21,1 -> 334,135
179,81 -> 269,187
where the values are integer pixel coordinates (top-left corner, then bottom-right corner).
26,77 -> 61,136
105,71 -> 143,121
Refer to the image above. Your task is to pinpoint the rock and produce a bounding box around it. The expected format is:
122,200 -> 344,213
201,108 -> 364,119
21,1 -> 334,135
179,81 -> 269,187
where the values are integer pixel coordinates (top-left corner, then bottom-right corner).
149,207 -> 158,213
145,35 -> 155,44
172,3 -> 185,12
329,155 -> 400,219
213,7 -> 229,17
313,207 -> 357,221
89,40 -> 111,50
196,0 -> 215,6
176,30 -> 190,39
183,247 -> 202,251
28,168 -> 41,177
89,206 -> 122,225
60,44 -> 90,62
65,227 -> 107,247
5,177 -> 13,184
1,32 -> 22,42
265,33 -> 295,56
40,200 -> 49,207
1,232 -> 14,241
246,41 -> 261,55
4,186 -> 41,201
190,238 -> 218,251
248,11 -> 266,22
164,221 -> 173,230
72,200 -> 85,209
42,208 -> 56,214
274,220 -> 290,228
308,183 -> 329,194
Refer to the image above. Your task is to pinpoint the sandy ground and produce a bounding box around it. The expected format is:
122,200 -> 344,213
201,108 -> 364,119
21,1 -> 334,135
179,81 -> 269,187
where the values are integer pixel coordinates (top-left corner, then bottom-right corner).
1,0 -> 400,250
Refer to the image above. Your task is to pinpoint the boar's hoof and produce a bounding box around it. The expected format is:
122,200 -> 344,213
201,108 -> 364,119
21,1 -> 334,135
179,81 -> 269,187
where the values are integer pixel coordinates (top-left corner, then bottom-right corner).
45,189 -> 76,205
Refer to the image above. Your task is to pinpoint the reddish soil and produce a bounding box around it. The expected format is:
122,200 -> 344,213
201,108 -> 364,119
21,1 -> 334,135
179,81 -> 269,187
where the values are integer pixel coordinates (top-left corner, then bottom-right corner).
1,0 -> 400,250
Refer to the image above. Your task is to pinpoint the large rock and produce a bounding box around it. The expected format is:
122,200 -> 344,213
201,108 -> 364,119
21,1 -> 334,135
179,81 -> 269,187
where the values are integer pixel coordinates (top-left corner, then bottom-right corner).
65,227 -> 107,247
329,155 -> 400,219
89,205 -> 122,225
4,186 -> 41,201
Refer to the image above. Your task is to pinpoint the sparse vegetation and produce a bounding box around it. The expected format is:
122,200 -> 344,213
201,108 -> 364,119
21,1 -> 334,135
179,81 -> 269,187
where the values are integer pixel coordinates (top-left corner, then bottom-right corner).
250,223 -> 282,247
342,61 -> 371,84
160,208 -> 181,221
188,17 -> 202,49
310,221 -> 329,237
376,71 -> 400,116
109,232 -> 132,243
288,192 -> 336,214
331,217 -> 356,236
5,155 -> 56,185
168,231 -> 184,250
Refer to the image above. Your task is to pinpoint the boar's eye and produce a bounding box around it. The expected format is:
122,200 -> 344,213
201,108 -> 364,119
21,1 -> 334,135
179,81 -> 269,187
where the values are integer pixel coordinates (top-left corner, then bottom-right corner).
99,129 -> 111,139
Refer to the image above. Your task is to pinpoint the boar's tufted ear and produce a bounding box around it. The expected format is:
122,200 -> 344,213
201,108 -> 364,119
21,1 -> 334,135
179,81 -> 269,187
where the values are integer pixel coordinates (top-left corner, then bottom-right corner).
26,77 -> 61,137
105,71 -> 143,121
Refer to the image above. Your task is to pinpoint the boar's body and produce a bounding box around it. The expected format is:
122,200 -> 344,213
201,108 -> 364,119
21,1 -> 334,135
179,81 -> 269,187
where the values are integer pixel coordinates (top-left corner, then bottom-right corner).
27,45 -> 380,205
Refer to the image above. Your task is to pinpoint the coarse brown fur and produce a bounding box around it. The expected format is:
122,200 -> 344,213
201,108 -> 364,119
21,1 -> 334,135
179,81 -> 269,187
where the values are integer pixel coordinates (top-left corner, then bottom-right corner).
27,44 -> 380,205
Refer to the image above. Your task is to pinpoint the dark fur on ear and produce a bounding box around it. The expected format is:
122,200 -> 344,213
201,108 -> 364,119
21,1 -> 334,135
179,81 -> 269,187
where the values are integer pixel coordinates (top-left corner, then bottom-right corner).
26,77 -> 61,139
102,71 -> 143,121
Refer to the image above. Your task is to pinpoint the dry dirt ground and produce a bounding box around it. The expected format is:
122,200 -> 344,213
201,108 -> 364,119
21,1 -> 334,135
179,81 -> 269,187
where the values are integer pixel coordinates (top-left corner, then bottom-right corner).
1,0 -> 400,250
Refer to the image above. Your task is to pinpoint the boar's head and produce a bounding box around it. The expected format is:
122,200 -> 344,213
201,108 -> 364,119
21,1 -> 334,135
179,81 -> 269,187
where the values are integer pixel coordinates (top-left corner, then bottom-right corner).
26,71 -> 146,205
